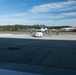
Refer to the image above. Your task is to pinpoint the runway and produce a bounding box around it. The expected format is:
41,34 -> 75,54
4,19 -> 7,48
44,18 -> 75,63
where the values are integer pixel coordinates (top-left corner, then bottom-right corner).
0,31 -> 76,35
0,31 -> 76,40
0,31 -> 76,75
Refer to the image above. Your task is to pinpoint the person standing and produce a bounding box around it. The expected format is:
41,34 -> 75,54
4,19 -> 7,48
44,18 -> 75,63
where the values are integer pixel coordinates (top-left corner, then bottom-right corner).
30,29 -> 32,34
56,30 -> 59,35
48,30 -> 52,36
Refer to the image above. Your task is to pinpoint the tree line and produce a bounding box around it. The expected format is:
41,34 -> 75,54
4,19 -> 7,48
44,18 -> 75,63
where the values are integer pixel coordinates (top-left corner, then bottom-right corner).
0,24 -> 72,31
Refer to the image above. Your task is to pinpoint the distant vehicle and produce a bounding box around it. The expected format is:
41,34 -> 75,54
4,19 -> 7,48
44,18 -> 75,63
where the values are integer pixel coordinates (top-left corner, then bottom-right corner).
72,29 -> 76,32
35,30 -> 43,37
60,28 -> 76,32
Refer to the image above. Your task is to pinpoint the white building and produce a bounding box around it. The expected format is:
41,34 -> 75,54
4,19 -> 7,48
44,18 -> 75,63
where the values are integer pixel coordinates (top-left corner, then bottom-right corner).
60,27 -> 76,32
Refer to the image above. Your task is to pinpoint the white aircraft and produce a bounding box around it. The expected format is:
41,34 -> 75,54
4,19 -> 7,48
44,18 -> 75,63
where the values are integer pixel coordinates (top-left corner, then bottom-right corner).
40,28 -> 48,32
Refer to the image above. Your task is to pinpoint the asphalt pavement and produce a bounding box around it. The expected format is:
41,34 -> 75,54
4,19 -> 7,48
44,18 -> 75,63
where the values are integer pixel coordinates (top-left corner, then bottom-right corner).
0,37 -> 76,75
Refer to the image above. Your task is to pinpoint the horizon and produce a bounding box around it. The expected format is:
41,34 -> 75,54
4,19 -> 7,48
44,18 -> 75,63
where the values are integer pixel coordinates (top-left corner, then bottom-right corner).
0,0 -> 76,26
0,24 -> 74,27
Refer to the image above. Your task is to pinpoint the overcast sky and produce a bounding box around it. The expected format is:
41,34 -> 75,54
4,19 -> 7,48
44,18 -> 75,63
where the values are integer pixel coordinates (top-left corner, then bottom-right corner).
0,0 -> 76,26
